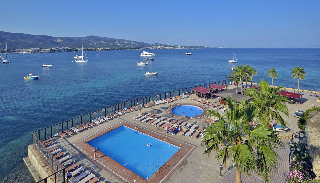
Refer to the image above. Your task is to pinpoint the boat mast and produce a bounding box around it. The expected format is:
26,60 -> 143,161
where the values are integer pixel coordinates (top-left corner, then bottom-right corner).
81,45 -> 84,61
5,43 -> 8,59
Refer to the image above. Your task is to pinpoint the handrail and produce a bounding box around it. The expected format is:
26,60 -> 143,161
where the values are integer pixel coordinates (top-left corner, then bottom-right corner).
30,80 -> 227,182
31,80 -> 227,141
32,132 -> 65,172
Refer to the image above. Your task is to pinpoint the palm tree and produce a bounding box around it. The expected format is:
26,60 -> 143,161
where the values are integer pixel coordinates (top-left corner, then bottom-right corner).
246,65 -> 257,87
267,68 -> 278,86
245,80 -> 289,126
203,97 -> 282,183
291,67 -> 306,94
227,65 -> 249,94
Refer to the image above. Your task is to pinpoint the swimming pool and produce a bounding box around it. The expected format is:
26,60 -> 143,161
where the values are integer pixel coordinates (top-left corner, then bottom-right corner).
171,105 -> 204,117
87,125 -> 180,180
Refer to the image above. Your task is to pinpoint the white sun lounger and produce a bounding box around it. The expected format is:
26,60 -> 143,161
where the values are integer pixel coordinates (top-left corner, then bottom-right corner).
186,129 -> 195,136
78,173 -> 95,183
70,166 -> 84,177
50,148 -> 62,155
71,170 -> 90,183
58,155 -> 71,163
62,159 -> 74,167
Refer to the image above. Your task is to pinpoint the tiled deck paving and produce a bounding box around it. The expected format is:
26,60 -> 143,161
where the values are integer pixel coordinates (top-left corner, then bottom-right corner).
44,86 -> 319,182
73,122 -> 195,183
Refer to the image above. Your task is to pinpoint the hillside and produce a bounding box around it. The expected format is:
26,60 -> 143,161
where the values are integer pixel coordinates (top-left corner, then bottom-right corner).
0,31 -> 151,49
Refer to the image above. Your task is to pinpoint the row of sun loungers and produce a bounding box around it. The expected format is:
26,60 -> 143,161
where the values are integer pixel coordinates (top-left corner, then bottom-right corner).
42,138 -> 99,183
134,112 -> 202,139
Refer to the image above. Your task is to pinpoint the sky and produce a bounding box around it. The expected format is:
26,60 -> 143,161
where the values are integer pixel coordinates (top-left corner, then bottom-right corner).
0,0 -> 319,48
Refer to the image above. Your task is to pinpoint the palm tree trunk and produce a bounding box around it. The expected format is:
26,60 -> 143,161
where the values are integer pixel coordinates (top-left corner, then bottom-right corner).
240,78 -> 243,94
272,77 -> 274,86
298,79 -> 300,94
236,164 -> 241,183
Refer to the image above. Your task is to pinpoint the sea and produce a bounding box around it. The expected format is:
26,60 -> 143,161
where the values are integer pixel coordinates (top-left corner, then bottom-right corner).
0,48 -> 319,182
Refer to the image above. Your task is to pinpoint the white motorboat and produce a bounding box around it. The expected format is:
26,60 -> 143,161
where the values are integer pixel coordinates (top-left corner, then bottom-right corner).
42,64 -> 53,67
24,73 -> 39,80
185,52 -> 192,55
137,62 -> 148,66
145,72 -> 158,76
140,51 -> 155,57
74,45 -> 88,62
2,43 -> 11,64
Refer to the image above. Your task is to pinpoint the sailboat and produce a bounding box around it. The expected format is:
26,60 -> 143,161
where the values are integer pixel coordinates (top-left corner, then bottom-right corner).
228,52 -> 237,71
2,43 -> 11,64
74,45 -> 88,63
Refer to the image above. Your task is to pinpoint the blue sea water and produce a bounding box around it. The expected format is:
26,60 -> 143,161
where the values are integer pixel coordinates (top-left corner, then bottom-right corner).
88,125 -> 180,179
171,105 -> 203,117
0,48 -> 319,182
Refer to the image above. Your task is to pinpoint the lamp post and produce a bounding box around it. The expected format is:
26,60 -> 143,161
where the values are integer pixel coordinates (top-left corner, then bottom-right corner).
219,163 -> 223,176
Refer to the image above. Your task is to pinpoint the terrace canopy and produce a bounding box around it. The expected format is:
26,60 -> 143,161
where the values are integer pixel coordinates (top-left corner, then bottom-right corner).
193,87 -> 210,94
209,84 -> 225,90
278,90 -> 302,103
278,91 -> 302,99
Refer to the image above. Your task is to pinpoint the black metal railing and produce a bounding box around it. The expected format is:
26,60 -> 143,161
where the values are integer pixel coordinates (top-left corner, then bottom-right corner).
31,80 -> 226,141
32,133 -> 67,183
31,80 -> 226,181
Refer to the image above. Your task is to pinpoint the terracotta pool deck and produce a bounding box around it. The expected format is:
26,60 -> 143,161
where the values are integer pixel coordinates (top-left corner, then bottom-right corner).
73,121 -> 196,183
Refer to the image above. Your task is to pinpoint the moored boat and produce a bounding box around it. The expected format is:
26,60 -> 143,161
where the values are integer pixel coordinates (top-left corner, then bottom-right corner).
2,43 -> 11,64
74,45 -> 88,62
144,72 -> 158,76
228,53 -> 237,71
24,73 -> 39,80
42,64 -> 53,67
140,51 -> 155,57
137,62 -> 148,66
185,52 -> 192,55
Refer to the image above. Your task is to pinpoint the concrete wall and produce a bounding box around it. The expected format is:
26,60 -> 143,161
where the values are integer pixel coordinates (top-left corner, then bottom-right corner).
25,144 -> 60,183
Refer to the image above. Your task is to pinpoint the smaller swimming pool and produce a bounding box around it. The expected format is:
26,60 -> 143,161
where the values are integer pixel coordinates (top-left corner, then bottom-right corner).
171,105 -> 203,117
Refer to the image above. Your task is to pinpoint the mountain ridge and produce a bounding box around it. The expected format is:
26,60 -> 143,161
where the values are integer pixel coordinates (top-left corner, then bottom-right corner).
0,31 -> 204,50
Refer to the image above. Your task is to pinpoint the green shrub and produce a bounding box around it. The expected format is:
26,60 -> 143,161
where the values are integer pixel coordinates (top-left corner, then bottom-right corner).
297,107 -> 320,131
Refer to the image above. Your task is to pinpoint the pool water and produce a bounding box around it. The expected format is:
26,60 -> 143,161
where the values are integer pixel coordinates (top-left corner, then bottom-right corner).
87,125 -> 180,179
171,105 -> 203,117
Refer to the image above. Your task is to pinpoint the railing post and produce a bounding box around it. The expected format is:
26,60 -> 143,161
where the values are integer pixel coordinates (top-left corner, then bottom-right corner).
105,107 -> 107,117
51,126 -> 53,138
62,123 -> 63,132
44,128 -> 46,140
72,119 -> 74,127
90,113 -> 92,122
38,130 -> 40,141
81,116 -> 83,124
63,168 -> 66,183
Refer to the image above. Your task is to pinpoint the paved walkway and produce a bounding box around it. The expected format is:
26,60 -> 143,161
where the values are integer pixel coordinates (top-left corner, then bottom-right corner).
220,142 -> 290,183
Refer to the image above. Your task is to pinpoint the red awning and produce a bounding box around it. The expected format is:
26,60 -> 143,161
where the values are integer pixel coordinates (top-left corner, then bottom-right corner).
193,87 -> 210,94
209,84 -> 225,90
278,91 -> 302,99
251,85 -> 260,90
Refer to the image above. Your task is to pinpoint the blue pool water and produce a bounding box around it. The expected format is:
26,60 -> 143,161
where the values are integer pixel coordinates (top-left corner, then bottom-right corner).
171,105 -> 204,117
87,125 -> 180,179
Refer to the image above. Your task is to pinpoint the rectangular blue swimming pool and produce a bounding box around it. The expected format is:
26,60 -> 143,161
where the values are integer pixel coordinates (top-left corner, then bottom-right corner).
87,125 -> 180,180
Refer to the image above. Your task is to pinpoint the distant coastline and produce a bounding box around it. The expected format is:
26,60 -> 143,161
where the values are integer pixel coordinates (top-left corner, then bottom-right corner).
0,31 -> 207,54
0,46 -> 206,54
